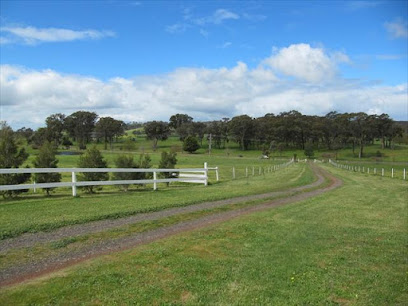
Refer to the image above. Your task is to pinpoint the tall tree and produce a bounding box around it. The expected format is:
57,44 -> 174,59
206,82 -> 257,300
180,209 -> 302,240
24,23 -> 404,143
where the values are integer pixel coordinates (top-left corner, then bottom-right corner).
45,113 -> 66,147
144,121 -> 171,151
0,122 -> 31,198
33,141 -> 61,195
228,115 -> 254,150
65,111 -> 98,149
169,114 -> 193,130
95,117 -> 125,150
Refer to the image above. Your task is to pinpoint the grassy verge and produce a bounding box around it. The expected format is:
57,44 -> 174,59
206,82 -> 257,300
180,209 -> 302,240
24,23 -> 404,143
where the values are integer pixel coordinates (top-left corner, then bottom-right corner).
1,165 -> 406,304
0,164 -> 313,239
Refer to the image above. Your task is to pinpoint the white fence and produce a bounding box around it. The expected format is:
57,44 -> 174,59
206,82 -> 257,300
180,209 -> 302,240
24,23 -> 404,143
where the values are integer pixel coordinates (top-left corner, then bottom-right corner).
329,159 -> 406,180
0,163 -> 219,196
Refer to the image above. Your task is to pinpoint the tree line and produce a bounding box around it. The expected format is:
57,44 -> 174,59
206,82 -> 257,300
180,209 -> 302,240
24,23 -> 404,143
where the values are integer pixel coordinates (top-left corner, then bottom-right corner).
6,109 -> 406,158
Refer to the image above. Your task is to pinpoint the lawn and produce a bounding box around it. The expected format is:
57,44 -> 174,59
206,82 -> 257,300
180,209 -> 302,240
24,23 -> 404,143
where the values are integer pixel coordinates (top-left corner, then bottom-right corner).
0,163 -> 313,239
0,164 -> 406,304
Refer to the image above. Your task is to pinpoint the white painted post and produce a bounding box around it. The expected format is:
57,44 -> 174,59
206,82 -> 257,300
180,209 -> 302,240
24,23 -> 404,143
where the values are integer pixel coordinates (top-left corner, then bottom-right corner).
232,167 -> 235,179
367,168 -> 370,174
404,168 -> 406,180
246,167 -> 248,177
204,162 -> 208,186
382,168 -> 384,177
392,168 -> 394,178
72,171 -> 77,196
215,167 -> 219,181
33,181 -> 37,193
153,171 -> 157,190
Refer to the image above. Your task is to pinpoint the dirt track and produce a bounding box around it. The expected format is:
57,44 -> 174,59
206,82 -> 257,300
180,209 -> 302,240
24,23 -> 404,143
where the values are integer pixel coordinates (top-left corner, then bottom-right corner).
0,164 -> 342,287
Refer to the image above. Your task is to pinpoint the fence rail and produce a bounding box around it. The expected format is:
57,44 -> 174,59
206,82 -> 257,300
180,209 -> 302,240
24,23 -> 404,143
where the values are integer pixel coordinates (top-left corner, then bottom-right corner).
329,159 -> 406,180
0,163 -> 219,196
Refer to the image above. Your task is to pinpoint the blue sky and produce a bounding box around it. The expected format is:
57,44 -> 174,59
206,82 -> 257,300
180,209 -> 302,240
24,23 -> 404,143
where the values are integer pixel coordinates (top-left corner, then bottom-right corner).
1,0 -> 407,128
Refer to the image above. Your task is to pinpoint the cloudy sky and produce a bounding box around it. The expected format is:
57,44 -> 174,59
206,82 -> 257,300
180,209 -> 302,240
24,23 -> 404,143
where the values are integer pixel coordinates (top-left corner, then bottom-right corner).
0,0 -> 407,129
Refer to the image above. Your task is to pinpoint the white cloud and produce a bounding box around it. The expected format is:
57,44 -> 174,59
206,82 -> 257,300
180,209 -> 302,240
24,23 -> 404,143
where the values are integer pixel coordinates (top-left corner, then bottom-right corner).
219,41 -> 232,49
195,9 -> 239,25
1,44 -> 406,128
263,44 -> 350,83
0,26 -> 115,45
384,19 -> 408,39
165,23 -> 189,34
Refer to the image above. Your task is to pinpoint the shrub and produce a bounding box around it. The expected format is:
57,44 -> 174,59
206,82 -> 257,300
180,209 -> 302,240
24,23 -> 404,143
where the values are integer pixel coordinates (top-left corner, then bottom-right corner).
304,143 -> 314,159
77,146 -> 108,193
183,136 -> 200,153
158,151 -> 177,186
0,122 -> 31,198
113,154 -> 151,191
33,141 -> 61,195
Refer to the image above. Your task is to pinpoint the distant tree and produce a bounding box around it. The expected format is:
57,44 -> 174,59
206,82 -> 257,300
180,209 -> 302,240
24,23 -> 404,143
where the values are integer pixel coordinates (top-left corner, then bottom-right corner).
192,122 -> 207,145
0,122 -> 31,198
144,121 -> 171,151
228,115 -> 254,150
304,143 -> 314,159
62,136 -> 73,149
33,141 -> 61,195
77,146 -> 108,193
158,151 -> 177,186
15,127 -> 34,143
169,114 -> 193,129
46,113 -> 66,147
95,117 -> 125,150
65,111 -> 98,149
31,127 -> 51,149
183,136 -> 200,153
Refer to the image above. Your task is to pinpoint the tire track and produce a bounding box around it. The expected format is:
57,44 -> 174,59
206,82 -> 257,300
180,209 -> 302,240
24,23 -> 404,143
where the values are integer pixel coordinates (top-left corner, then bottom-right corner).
0,164 -> 341,287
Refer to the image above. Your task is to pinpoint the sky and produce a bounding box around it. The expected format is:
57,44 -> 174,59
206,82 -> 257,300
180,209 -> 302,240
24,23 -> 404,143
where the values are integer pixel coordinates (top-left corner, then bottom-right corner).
0,0 -> 407,129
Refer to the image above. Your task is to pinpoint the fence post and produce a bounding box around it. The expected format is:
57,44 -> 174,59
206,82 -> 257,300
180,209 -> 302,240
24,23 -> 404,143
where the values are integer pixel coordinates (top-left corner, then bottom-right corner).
382,168 -> 384,177
204,162 -> 208,186
252,166 -> 255,176
246,167 -> 248,177
33,181 -> 37,193
404,168 -> 406,180
392,168 -> 394,178
72,171 -> 77,196
153,171 -> 157,190
232,167 -> 235,179
215,167 -> 219,181
367,167 -> 370,174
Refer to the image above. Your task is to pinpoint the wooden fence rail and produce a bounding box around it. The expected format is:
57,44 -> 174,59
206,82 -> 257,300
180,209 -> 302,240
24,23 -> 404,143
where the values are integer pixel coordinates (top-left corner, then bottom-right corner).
0,163 -> 220,196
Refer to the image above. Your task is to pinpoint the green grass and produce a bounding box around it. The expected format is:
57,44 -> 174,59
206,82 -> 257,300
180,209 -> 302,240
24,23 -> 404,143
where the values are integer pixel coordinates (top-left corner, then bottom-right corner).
0,164 -> 406,304
0,163 -> 313,239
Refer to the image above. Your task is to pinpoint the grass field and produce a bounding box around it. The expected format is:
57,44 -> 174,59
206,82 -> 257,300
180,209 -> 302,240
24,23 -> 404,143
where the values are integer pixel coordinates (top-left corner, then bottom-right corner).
0,163 -> 406,304
0,163 -> 312,239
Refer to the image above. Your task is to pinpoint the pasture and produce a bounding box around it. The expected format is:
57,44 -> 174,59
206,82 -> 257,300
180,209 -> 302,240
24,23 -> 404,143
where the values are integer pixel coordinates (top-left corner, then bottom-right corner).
0,141 -> 407,304
0,163 -> 406,304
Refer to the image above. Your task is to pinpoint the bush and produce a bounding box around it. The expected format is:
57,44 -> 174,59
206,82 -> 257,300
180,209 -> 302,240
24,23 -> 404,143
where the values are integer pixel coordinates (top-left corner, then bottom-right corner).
113,154 -> 151,191
158,151 -> 177,185
183,136 -> 200,153
0,122 -> 31,198
304,143 -> 314,159
77,146 -> 108,193
33,141 -> 61,195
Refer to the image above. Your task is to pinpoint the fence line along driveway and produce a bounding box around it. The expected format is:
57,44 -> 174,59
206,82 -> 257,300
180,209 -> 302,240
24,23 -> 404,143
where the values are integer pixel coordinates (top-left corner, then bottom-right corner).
0,163 -> 218,196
